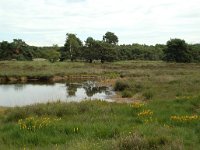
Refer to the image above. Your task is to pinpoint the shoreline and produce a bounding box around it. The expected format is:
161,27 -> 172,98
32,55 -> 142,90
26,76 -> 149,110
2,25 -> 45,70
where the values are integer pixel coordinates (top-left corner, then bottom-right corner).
0,75 -> 102,84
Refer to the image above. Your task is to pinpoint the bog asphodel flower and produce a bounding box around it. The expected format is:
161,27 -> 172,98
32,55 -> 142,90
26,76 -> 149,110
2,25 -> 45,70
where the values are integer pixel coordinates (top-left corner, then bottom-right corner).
131,102 -> 145,109
170,115 -> 199,122
137,109 -> 153,117
17,116 -> 61,132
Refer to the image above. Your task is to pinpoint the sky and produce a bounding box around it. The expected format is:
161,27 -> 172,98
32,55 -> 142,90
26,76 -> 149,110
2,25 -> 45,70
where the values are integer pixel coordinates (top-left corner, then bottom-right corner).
0,0 -> 200,46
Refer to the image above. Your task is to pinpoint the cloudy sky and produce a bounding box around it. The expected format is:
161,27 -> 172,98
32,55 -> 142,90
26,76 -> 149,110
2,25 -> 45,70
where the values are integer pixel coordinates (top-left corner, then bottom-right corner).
0,0 -> 200,46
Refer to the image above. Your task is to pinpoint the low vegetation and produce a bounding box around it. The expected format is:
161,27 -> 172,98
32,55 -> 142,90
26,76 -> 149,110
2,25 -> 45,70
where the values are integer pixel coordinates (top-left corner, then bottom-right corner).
0,61 -> 200,149
0,96 -> 199,149
1,60 -> 200,100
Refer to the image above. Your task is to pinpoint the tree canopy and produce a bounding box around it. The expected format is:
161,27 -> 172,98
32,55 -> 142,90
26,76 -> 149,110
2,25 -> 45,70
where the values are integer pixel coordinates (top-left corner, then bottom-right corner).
0,39 -> 33,61
103,31 -> 118,45
1,32 -> 200,63
163,39 -> 192,63
62,33 -> 82,61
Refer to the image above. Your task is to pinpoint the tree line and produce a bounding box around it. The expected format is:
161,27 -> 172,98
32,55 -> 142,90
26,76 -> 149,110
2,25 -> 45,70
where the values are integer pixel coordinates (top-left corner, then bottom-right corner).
0,32 -> 200,63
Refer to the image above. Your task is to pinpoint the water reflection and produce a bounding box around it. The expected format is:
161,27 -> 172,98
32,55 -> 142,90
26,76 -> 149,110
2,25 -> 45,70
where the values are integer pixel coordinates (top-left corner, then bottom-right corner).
66,81 -> 109,97
66,83 -> 79,96
0,81 -> 114,107
14,84 -> 26,91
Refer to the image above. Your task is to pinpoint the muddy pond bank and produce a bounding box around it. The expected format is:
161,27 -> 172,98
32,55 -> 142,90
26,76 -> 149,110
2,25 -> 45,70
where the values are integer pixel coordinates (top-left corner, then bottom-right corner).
0,75 -> 102,84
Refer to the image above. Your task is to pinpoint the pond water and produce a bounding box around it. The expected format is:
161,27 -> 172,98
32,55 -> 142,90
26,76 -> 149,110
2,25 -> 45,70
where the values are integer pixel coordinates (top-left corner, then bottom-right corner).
0,81 -> 115,107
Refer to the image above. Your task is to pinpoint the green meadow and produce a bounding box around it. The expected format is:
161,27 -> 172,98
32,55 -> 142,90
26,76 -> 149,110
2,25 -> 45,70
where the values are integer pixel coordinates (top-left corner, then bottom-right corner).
0,61 -> 200,149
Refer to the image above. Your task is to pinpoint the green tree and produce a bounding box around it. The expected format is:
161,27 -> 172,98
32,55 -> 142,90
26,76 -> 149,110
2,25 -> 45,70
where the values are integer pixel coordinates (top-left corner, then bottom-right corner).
164,39 -> 192,63
0,39 -> 33,61
63,33 -> 82,61
45,50 -> 60,63
116,44 -> 164,61
14,39 -> 33,60
82,37 -> 97,63
94,41 -> 117,63
103,31 -> 118,45
82,38 -> 117,63
0,41 -> 13,60
189,44 -> 200,62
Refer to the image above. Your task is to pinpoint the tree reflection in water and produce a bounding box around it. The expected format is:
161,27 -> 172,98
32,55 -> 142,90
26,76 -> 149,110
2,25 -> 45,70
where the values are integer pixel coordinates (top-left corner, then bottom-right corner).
66,83 -> 80,96
66,81 -> 109,97
83,81 -> 108,97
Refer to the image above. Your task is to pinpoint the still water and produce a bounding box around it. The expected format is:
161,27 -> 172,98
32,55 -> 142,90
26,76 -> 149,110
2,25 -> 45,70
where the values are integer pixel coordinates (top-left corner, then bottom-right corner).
0,81 -> 115,107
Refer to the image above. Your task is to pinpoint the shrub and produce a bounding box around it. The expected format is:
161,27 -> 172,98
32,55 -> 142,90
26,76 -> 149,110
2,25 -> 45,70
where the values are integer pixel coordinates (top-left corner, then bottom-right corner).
122,90 -> 133,98
118,132 -> 147,150
114,80 -> 130,91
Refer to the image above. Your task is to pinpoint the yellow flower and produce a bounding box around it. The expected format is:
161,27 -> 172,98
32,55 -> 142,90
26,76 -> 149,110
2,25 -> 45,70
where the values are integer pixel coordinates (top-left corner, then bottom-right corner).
131,102 -> 145,108
138,109 -> 153,117
170,115 -> 199,122
17,116 -> 61,131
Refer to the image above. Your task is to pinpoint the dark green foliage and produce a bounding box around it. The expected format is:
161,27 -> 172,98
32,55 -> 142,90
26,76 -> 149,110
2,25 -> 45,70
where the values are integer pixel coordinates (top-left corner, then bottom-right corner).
116,44 -> 164,61
121,90 -> 133,98
0,41 -> 13,60
82,37 -> 97,63
103,31 -> 119,45
0,39 -> 33,61
163,39 -> 192,63
1,35 -> 200,63
82,39 -> 117,63
114,80 -> 130,91
189,44 -> 200,62
94,41 -> 117,63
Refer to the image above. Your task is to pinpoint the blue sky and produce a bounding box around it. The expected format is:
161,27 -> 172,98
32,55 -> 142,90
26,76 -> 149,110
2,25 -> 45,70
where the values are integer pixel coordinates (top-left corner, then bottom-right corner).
0,0 -> 200,46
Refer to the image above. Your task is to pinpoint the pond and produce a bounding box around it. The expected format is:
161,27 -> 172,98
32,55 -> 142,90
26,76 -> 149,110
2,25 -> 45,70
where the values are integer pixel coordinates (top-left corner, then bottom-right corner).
0,81 -> 115,107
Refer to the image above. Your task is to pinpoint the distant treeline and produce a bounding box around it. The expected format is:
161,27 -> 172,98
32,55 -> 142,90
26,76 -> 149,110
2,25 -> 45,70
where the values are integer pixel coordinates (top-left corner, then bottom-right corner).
0,32 -> 200,63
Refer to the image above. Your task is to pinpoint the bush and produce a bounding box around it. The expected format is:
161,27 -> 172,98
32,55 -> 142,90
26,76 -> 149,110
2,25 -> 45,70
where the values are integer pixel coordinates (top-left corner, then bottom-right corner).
118,132 -> 147,150
114,80 -> 130,91
122,90 -> 133,98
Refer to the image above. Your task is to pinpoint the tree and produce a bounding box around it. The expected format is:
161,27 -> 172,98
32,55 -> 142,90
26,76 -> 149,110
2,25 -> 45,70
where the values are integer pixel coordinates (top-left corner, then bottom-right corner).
82,38 -> 117,63
0,41 -> 13,60
0,39 -> 33,61
163,39 -> 192,63
82,37 -> 97,63
12,39 -> 33,60
45,50 -> 60,63
63,33 -> 82,61
103,31 -> 118,45
189,44 -> 200,62
94,41 -> 117,63
85,37 -> 95,47
116,44 -> 164,61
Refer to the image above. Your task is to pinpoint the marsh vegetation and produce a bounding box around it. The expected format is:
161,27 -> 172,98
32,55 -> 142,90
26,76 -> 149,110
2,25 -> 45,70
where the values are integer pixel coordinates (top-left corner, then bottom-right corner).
0,61 -> 200,149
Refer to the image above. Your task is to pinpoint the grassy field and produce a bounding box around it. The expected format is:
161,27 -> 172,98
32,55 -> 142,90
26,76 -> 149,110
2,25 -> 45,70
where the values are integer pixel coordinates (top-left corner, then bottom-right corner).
1,60 -> 200,100
0,98 -> 199,149
0,60 -> 200,149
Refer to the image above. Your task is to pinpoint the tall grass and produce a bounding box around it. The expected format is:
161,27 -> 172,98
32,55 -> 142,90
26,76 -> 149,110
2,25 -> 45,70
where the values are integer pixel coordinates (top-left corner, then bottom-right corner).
0,97 -> 199,149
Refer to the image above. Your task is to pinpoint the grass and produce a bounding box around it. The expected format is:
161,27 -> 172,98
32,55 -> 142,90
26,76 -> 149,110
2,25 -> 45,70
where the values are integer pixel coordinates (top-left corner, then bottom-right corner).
1,60 -> 200,100
0,60 -> 200,149
0,97 -> 199,149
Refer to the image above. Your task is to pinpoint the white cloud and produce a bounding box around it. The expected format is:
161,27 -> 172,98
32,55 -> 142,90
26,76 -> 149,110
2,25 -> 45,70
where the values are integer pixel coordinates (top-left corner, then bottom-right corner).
0,0 -> 200,46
